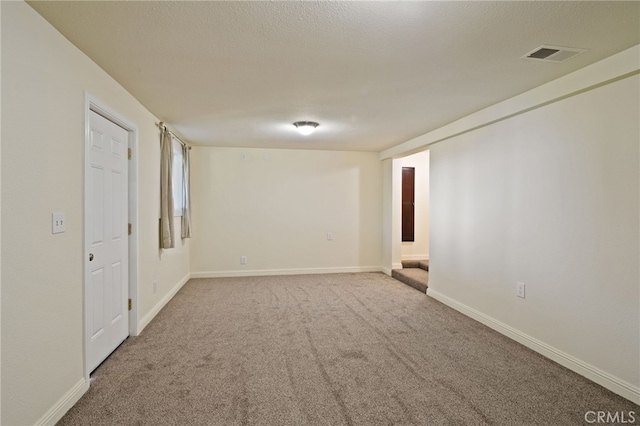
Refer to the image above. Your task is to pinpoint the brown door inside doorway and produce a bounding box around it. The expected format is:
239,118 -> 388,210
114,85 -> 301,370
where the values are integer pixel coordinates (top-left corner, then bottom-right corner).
402,167 -> 415,242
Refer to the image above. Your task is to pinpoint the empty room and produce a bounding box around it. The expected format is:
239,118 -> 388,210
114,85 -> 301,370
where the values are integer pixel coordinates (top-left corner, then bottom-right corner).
1,1 -> 639,425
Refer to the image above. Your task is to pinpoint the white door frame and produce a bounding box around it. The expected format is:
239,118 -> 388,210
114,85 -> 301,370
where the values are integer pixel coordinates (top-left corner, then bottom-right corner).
84,92 -> 140,379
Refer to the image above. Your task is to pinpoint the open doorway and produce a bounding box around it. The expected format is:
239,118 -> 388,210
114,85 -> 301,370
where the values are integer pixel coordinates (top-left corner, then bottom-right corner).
395,150 -> 429,262
387,150 -> 430,292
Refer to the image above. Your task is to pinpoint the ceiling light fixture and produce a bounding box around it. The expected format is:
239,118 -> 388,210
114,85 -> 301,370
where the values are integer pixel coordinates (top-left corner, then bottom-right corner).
293,121 -> 319,136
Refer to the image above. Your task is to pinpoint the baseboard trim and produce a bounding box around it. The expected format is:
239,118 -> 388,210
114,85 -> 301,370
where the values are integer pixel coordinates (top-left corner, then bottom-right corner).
381,267 -> 392,276
191,266 -> 382,279
401,254 -> 429,261
392,262 -> 403,270
35,378 -> 88,426
428,289 -> 640,405
138,272 -> 191,333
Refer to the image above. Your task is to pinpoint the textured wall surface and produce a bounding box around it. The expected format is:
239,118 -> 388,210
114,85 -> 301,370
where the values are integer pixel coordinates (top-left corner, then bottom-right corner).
190,148 -> 382,276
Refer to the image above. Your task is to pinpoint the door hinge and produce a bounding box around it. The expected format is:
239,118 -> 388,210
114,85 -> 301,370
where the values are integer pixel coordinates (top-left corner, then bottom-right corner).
128,223 -> 132,235
128,148 -> 132,160
128,298 -> 132,311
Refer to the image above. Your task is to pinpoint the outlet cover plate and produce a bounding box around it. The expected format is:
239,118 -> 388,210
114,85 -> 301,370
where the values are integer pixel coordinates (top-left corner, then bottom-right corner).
52,212 -> 66,234
516,282 -> 526,299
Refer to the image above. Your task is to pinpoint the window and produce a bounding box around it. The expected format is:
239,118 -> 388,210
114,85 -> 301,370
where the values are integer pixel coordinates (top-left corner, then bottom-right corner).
172,138 -> 184,217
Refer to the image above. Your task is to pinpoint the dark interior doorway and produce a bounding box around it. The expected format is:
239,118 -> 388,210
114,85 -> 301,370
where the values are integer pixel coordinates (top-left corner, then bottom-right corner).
402,167 -> 415,242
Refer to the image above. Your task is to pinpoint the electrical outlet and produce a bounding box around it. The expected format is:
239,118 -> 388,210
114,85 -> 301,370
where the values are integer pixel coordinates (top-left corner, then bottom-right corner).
516,282 -> 526,299
52,212 -> 66,234
240,256 -> 247,265
241,153 -> 247,161
327,232 -> 333,241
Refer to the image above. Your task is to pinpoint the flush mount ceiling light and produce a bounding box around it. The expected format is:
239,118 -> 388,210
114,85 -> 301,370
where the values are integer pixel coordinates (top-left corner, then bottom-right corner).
293,121 -> 319,136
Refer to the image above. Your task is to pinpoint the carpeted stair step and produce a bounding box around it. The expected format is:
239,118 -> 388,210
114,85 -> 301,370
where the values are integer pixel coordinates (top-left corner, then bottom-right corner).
401,259 -> 429,271
392,268 -> 429,293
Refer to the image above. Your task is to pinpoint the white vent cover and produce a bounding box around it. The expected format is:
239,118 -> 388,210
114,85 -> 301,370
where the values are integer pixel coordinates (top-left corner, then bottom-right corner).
522,45 -> 586,63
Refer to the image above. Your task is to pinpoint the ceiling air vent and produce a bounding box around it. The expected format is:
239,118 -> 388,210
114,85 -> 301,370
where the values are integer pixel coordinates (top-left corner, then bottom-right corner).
522,45 -> 586,63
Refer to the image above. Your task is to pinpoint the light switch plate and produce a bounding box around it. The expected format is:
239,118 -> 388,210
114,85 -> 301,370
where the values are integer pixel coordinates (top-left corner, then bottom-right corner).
52,212 -> 66,234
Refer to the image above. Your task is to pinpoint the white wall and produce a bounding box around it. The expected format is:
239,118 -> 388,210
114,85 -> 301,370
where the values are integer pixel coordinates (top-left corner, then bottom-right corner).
381,158 -> 398,274
429,73 -> 639,402
394,151 -> 429,260
0,3 -> 3,421
190,147 -> 382,276
1,2 -> 190,424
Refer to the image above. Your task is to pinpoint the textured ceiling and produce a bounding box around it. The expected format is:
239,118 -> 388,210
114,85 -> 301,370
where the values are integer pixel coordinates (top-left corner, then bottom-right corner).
28,1 -> 640,152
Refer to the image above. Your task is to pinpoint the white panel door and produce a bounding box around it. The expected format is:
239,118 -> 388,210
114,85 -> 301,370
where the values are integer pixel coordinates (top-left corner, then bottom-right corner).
87,110 -> 129,372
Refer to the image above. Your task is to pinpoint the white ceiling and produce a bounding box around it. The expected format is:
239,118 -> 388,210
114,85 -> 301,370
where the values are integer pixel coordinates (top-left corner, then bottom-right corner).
28,1 -> 640,152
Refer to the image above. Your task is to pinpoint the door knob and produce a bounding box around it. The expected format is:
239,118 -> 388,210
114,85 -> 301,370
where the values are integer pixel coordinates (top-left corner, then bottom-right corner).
89,253 -> 94,261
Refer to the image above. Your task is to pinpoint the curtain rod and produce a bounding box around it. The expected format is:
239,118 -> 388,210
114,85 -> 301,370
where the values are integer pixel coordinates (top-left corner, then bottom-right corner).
157,121 -> 191,150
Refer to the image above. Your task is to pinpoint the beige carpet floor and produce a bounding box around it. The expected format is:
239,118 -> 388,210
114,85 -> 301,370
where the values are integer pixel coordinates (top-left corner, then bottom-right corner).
391,268 -> 429,293
58,273 -> 638,425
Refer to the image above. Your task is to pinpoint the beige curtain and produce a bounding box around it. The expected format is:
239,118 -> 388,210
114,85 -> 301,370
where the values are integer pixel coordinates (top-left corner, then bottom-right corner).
181,144 -> 192,239
160,129 -> 174,249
